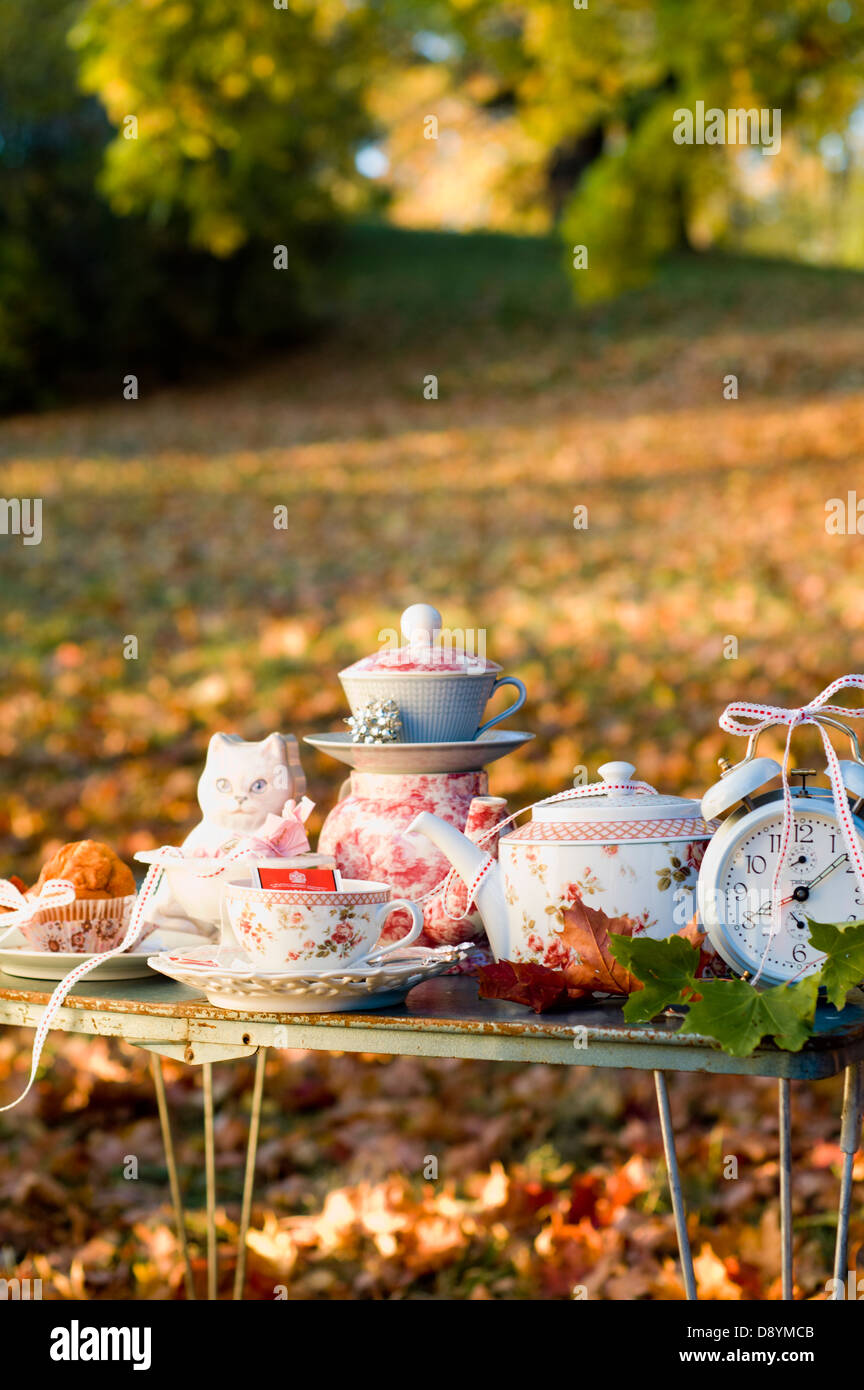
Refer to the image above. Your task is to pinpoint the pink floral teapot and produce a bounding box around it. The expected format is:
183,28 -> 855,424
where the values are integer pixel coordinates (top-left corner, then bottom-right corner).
409,762 -> 716,974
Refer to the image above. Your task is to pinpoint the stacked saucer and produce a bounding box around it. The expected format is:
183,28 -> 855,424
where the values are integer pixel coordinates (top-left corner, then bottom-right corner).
303,727 -> 532,775
305,602 -> 533,776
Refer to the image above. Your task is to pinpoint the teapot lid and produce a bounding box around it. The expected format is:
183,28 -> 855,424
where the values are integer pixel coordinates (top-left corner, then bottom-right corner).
531,761 -> 705,824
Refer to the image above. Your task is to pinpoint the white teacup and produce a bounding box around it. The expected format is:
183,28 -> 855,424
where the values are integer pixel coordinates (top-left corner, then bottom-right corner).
222,877 -> 423,972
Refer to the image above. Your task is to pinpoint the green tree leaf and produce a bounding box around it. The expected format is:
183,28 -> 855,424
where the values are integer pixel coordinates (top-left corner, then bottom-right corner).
678,976 -> 820,1057
806,918 -> 864,1011
608,933 -> 699,1023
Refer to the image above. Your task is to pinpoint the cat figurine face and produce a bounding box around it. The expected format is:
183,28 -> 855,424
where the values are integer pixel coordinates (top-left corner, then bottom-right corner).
182,732 -> 306,854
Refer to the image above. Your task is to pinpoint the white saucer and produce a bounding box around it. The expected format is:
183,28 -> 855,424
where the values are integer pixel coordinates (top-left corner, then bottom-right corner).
0,929 -> 203,982
303,729 -> 534,774
148,941 -> 472,1012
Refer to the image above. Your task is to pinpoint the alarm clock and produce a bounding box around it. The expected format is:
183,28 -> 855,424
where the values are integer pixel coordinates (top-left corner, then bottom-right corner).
697,717 -> 864,986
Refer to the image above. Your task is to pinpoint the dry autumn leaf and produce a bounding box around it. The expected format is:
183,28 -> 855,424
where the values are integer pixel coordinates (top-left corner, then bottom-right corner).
553,895 -> 645,998
678,912 -> 727,981
476,960 -> 573,1013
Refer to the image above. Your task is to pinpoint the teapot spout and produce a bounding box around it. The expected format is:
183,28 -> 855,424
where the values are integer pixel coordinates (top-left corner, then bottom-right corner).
407,811 -> 508,955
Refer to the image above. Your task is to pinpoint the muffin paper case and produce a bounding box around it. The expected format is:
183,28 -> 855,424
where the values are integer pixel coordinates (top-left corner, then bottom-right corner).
0,843 -> 251,1113
21,894 -> 140,953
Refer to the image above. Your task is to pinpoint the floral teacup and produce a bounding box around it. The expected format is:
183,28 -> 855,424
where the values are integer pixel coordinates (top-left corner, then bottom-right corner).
221,878 -> 423,972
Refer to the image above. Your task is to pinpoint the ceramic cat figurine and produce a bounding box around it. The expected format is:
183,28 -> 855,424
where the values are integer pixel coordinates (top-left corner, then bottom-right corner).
183,732 -> 306,854
144,732 -> 306,936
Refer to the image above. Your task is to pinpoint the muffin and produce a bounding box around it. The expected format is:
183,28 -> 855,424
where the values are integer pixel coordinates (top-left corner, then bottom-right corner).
23,840 -> 140,953
33,840 -> 135,899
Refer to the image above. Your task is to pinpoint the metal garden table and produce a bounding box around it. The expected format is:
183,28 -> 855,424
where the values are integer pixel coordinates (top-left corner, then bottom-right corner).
1,969 -> 863,1302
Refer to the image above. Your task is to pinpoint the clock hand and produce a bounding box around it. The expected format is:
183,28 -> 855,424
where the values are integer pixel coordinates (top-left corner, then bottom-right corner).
751,854 -> 849,916
752,894 -> 794,917
800,853 -> 848,892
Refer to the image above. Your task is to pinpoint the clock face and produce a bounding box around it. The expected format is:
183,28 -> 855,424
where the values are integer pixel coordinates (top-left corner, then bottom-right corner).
699,797 -> 864,983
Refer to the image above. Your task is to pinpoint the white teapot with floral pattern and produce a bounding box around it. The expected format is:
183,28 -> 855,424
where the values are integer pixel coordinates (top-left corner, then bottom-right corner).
409,762 -> 716,974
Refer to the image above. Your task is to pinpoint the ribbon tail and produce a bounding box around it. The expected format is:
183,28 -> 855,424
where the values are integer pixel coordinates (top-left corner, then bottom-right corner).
821,726 -> 864,905
0,863 -> 163,1115
752,721 -> 797,988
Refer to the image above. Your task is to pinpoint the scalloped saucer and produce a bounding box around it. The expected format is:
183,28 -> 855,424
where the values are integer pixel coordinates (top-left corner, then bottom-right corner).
147,941 -> 472,1012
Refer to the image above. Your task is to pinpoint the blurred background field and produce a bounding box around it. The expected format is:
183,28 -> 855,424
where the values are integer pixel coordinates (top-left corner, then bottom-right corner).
3,225 -> 864,872
3,0 -> 864,1300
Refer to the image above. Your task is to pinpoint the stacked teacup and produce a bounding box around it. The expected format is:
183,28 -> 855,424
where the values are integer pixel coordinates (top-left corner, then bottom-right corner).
305,604 -> 532,952
339,603 -> 526,745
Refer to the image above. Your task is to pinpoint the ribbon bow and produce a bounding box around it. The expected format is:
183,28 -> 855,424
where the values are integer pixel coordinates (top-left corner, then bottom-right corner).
719,674 -> 864,984
240,799 -> 314,858
0,878 -> 76,946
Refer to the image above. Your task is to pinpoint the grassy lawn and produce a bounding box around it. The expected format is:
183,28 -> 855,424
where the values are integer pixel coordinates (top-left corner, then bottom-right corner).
2,225 -> 864,1298
3,224 -> 864,875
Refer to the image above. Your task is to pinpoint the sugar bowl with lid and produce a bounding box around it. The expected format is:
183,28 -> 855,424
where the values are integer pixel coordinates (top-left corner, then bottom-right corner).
338,603 -> 527,743
409,761 -> 717,977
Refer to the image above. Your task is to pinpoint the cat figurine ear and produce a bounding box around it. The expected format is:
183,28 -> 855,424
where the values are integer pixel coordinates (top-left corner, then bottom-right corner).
258,731 -> 306,800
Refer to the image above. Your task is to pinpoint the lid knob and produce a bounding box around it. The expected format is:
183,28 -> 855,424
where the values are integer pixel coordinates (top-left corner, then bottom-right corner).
598,761 -> 637,786
401,604 -> 442,647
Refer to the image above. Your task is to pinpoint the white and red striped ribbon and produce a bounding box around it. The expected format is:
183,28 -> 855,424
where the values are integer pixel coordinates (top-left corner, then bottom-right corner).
0,878 -> 77,947
719,675 -> 864,985
428,779 -> 658,922
0,844 -> 251,1113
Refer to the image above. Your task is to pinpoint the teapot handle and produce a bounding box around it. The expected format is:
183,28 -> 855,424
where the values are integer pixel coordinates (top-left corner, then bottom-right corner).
475,677 -> 527,738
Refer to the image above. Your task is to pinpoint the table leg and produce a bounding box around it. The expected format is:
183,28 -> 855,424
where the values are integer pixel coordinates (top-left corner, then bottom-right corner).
832,1061 -> 864,1297
233,1047 -> 267,1301
149,1054 -> 196,1301
778,1078 -> 793,1300
653,1070 -> 697,1300
202,1062 -> 217,1300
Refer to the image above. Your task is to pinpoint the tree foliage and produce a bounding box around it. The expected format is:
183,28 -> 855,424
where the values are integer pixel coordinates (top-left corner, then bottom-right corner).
0,0 -> 390,405
71,0 -> 385,257
2,0 -> 864,402
438,0 -> 864,295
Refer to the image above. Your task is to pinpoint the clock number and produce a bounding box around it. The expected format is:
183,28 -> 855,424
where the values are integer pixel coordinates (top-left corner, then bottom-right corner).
744,854 -> 767,874
794,822 -> 813,845
768,833 -> 781,852
727,883 -> 755,926
792,944 -> 807,964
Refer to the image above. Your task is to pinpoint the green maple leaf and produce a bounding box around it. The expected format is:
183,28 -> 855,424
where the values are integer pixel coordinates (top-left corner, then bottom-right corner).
677,976 -> 820,1057
805,918 -> 864,1011
608,933 -> 700,1023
